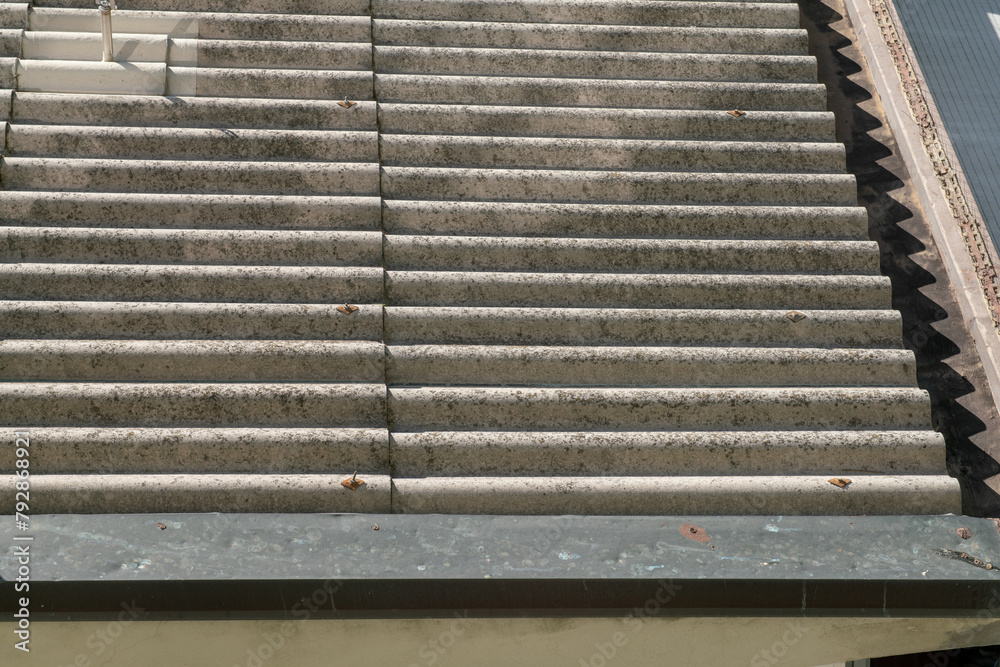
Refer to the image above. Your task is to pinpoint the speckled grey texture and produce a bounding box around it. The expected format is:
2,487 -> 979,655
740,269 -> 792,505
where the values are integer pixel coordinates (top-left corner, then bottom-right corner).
0,264 -> 383,302
0,28 -> 22,57
2,473 -> 392,513
382,167 -> 858,205
7,126 -> 379,161
0,302 -> 384,340
192,39 -> 372,70
373,21 -> 808,55
386,271 -> 891,309
0,340 -> 385,381
391,475 -> 962,515
375,46 -> 818,83
380,136 -> 845,173
381,201 -> 869,239
30,9 -> 371,42
385,345 -> 916,387
376,75 -> 828,111
384,307 -> 905,348
391,430 -> 947,476
12,92 -> 377,129
0,192 -> 381,229
379,104 -> 836,142
0,427 -> 389,473
1,383 -> 386,427
384,236 -> 878,273
0,56 -> 16,88
2,157 -> 380,194
40,0 -> 370,14
0,4 -> 27,31
166,66 -> 373,100
0,228 -> 383,265
372,0 -> 799,29
387,387 -> 934,431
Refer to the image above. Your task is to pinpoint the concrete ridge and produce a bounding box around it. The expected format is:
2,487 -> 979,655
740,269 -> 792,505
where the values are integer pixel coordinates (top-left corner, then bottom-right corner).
0,191 -> 381,228
381,201 -> 869,240
0,301 -> 384,339
0,0 -> 961,515
374,74 -> 828,110
382,235 -> 879,274
1,156 -> 380,194
0,426 -> 390,473
379,135 -> 846,173
0,339 -> 386,381
371,0 -> 800,29
384,344 -> 917,387
380,167 -> 858,205
373,46 -> 818,83
6,473 -> 393,513
391,430 -> 946,476
6,125 -> 378,161
10,92 -> 376,129
390,475 -> 961,515
29,8 -> 372,41
33,0 -> 371,15
382,306 -> 905,348
0,263 -> 383,302
2,382 -> 386,427
1,227 -> 383,264
386,386 -> 934,431
371,20 -> 808,55
378,104 -> 837,142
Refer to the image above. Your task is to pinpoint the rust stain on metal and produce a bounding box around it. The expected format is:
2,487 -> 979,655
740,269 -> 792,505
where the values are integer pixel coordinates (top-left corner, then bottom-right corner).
680,523 -> 711,542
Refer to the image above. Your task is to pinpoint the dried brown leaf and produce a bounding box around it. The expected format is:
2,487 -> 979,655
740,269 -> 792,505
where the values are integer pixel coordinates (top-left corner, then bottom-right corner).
828,477 -> 852,488
156,522 -> 167,530
336,304 -> 359,315
338,99 -> 357,109
957,527 -> 972,540
785,311 -> 806,323
727,109 -> 746,117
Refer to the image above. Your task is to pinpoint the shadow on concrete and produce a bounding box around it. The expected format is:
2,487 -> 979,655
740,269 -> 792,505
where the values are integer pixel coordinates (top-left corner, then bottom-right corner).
802,0 -> 1000,516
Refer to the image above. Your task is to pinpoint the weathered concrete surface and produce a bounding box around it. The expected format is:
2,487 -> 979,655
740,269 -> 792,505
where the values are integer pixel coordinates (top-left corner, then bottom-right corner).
0,0 -> 963,515
381,201 -> 869,239
373,20 -> 809,55
391,430 -> 946,476
12,92 -> 376,129
4,473 -> 392,513
383,236 -> 878,274
391,476 -> 961,515
383,307 -> 904,348
7,125 -> 379,161
0,427 -> 389,473
379,104 -> 836,141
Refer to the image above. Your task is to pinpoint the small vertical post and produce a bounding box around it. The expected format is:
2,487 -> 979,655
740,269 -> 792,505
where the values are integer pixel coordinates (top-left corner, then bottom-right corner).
97,0 -> 115,62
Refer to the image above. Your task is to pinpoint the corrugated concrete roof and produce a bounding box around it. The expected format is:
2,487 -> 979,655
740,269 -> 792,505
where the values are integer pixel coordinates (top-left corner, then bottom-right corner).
0,0 -> 961,515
